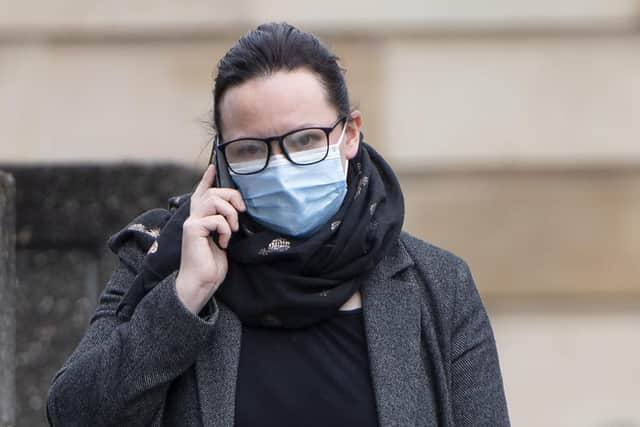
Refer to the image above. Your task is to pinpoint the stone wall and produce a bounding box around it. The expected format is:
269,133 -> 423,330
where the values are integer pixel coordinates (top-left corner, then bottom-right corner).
400,166 -> 640,301
0,171 -> 16,427
2,2 -> 640,167
2,164 -> 199,427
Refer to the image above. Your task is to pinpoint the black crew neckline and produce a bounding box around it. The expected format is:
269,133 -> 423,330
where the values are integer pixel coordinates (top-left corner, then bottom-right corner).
336,307 -> 363,316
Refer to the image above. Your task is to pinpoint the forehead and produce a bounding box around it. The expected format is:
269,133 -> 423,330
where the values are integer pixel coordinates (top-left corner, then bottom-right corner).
219,68 -> 338,140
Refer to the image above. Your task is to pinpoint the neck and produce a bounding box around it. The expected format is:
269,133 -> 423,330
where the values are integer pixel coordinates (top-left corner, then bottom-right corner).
339,290 -> 362,310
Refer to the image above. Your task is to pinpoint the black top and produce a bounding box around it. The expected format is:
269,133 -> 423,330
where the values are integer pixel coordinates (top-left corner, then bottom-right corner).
234,307 -> 379,427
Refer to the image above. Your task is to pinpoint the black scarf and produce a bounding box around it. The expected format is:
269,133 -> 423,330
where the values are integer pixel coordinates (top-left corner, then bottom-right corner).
110,140 -> 404,329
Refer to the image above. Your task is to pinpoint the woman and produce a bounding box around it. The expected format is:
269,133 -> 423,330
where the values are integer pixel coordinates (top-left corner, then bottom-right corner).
47,22 -> 510,426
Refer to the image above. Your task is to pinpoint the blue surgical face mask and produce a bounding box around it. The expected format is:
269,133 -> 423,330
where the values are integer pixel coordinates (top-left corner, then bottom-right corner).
230,124 -> 349,237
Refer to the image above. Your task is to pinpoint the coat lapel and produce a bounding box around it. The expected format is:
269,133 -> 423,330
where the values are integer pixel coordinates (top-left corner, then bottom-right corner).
195,302 -> 242,427
362,240 -> 422,427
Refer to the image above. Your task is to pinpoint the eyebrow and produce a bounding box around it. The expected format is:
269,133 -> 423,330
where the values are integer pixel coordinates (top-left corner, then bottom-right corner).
228,121 -> 333,141
294,122 -> 319,128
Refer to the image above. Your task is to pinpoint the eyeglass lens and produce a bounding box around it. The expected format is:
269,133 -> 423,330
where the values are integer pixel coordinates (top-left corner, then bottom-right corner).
226,128 -> 330,174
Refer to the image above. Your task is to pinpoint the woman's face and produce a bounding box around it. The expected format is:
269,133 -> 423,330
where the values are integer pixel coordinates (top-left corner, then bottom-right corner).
218,68 -> 362,171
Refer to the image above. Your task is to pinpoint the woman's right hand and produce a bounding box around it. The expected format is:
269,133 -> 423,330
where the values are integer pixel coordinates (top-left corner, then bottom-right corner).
175,164 -> 246,315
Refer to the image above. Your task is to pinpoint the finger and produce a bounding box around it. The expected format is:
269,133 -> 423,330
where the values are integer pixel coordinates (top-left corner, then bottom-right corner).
200,215 -> 233,248
218,228 -> 231,249
191,189 -> 242,229
202,187 -> 247,212
186,214 -> 232,248
195,196 -> 239,231
193,164 -> 216,198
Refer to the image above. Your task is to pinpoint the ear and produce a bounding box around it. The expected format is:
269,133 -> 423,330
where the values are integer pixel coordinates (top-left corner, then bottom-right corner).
343,110 -> 363,160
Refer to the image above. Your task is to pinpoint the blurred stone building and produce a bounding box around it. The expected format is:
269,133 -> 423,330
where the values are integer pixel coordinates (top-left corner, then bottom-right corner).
1,1 -> 639,426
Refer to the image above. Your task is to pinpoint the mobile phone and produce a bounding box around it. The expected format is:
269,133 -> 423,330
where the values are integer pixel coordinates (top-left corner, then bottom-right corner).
209,135 -> 236,188
209,135 -> 235,189
208,136 -> 245,240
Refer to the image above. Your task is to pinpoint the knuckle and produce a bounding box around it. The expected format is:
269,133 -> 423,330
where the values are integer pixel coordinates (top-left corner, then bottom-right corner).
198,194 -> 222,214
206,187 -> 222,198
182,218 -> 197,233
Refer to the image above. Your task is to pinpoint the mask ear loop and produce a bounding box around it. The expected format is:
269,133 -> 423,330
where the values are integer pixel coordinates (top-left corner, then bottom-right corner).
335,118 -> 349,179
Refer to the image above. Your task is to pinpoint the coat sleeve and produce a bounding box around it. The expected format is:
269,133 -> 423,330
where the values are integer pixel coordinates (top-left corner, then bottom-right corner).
46,226 -> 220,426
450,258 -> 511,426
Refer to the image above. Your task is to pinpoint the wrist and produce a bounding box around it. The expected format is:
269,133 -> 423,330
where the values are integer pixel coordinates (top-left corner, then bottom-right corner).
175,271 -> 211,314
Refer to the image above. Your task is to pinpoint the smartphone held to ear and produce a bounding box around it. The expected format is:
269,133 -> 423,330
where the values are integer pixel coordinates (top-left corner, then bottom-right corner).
207,137 -> 246,244
209,136 -> 235,190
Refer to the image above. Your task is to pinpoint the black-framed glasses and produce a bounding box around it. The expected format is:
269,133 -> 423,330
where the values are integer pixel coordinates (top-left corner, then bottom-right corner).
216,116 -> 347,175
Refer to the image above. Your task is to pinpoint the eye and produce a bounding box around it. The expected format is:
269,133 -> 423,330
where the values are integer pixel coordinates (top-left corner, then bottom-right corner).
240,144 -> 261,155
226,140 -> 267,162
298,134 -> 314,146
285,129 -> 325,152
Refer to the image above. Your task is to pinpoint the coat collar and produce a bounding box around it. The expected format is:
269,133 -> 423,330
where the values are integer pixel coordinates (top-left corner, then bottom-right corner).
195,239 -> 420,427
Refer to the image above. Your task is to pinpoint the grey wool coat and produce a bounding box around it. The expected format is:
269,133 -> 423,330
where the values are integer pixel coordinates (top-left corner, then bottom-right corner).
46,224 -> 510,427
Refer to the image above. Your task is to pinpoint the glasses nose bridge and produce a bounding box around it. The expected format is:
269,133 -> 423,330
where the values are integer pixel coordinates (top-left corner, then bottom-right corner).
264,136 -> 285,156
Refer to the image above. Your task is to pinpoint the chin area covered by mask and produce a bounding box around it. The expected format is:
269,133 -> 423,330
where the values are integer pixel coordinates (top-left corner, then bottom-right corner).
230,126 -> 349,238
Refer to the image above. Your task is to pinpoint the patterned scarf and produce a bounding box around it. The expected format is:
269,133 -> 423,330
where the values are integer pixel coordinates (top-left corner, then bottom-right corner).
109,139 -> 404,329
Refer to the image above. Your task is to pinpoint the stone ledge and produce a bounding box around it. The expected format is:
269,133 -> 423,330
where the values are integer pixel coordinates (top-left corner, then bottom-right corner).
2,0 -> 639,37
2,21 -> 639,44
